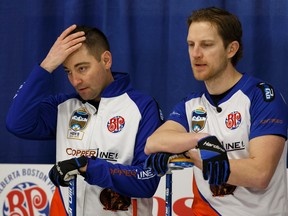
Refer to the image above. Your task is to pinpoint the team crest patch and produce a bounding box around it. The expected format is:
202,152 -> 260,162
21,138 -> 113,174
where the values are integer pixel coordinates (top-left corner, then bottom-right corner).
107,116 -> 125,133
191,107 -> 207,133
225,111 -> 241,130
257,82 -> 275,102
67,107 -> 90,139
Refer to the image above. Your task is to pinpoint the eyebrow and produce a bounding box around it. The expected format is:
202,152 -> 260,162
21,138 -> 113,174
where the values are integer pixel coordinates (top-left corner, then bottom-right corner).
63,62 -> 90,70
187,39 -> 215,42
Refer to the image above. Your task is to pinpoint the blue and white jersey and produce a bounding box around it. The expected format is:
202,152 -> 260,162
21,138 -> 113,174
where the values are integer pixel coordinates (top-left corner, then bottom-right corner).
168,73 -> 288,216
6,65 -> 163,216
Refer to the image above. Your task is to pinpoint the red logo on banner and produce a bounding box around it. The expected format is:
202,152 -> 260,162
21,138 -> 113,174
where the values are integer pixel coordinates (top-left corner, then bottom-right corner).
3,182 -> 49,216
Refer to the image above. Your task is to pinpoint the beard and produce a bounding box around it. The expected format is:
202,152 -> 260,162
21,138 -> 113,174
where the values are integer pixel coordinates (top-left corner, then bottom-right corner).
192,57 -> 229,82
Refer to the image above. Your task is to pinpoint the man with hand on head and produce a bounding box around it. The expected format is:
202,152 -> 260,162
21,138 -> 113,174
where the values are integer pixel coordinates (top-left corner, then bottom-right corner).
144,7 -> 288,216
6,25 -> 163,216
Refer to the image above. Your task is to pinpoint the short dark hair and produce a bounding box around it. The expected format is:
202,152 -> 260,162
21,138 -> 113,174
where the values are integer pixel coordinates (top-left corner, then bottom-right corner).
187,7 -> 243,66
70,26 -> 110,61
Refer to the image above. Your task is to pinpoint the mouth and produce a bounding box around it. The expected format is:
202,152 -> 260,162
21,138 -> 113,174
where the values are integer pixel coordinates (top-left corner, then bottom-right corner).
193,63 -> 207,70
193,61 -> 206,66
78,87 -> 89,93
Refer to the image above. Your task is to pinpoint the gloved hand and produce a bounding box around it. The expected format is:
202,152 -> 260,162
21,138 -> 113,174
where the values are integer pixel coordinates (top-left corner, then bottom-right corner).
197,135 -> 230,185
49,156 -> 88,187
144,152 -> 172,176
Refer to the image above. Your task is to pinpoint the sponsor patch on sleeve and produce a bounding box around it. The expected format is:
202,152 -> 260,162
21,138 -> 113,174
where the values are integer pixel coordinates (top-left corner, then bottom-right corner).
257,82 -> 275,102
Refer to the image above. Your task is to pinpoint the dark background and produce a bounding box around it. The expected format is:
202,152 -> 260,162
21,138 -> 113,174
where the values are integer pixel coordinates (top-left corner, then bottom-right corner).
0,0 -> 287,164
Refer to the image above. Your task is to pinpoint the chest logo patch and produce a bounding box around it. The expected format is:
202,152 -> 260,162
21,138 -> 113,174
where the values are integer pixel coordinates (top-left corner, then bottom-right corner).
191,107 -> 207,133
107,116 -> 125,133
67,107 -> 90,139
225,111 -> 241,130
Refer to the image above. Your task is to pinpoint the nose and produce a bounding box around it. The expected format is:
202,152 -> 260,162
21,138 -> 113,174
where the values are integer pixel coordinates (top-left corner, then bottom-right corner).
190,45 -> 202,59
69,73 -> 82,87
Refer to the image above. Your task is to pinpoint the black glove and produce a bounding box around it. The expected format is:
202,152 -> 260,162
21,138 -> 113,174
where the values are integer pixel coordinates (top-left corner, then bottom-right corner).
49,156 -> 88,187
198,136 -> 230,185
144,152 -> 172,176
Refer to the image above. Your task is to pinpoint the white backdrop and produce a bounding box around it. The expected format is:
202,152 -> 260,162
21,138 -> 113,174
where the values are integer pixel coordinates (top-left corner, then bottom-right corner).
152,168 -> 194,215
0,164 -> 287,216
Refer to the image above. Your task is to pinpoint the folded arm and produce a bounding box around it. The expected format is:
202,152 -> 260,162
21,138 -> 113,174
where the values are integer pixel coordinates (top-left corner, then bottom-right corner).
185,134 -> 286,189
144,120 -> 208,155
226,135 -> 285,188
84,158 -> 160,198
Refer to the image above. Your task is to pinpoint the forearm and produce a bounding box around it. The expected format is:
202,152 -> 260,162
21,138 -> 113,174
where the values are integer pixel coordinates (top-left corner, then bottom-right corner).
6,65 -> 57,139
227,136 -> 285,189
145,130 -> 207,154
85,158 -> 160,198
227,158 -> 276,189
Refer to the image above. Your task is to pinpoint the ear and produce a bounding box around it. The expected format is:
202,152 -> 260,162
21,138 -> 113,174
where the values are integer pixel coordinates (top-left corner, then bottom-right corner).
101,51 -> 112,69
227,41 -> 239,59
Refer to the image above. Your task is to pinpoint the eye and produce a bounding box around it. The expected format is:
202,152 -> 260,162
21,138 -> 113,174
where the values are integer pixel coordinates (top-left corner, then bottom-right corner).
202,43 -> 213,48
187,42 -> 194,47
78,66 -> 87,73
64,70 -> 71,75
